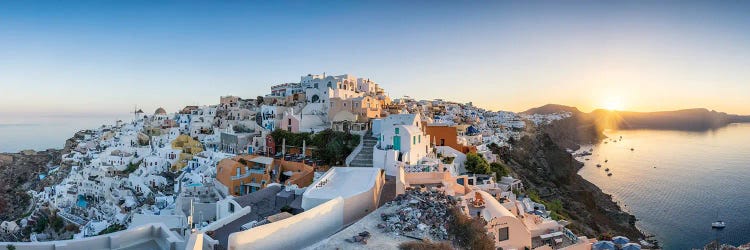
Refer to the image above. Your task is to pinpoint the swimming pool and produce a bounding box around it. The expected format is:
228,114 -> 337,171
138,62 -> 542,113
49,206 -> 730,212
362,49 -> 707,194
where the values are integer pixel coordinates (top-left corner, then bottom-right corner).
77,195 -> 88,208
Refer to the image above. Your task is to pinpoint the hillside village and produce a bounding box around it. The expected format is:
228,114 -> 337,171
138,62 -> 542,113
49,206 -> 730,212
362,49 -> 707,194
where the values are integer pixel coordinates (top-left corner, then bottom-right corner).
0,73 -> 644,250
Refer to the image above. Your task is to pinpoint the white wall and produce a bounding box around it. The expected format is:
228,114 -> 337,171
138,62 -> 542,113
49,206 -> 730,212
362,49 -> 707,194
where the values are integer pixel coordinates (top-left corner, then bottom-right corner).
0,223 -> 184,250
227,197 -> 345,250
202,202 -> 251,232
373,147 -> 400,176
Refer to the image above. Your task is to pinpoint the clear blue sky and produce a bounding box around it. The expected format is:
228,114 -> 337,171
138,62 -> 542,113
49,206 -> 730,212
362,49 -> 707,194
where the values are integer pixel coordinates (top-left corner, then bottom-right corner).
2,1 -> 750,115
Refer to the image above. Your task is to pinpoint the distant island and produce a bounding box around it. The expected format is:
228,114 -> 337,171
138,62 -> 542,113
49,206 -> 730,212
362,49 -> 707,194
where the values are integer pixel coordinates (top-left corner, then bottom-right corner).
524,104 -> 750,131
521,104 -> 750,150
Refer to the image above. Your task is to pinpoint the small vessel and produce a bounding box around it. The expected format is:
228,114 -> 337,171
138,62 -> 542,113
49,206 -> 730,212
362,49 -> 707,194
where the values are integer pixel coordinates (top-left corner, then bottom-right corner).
607,173 -> 612,176
712,210 -> 726,229
585,158 -> 590,161
596,164 -> 602,168
605,159 -> 609,163
631,148 -> 635,151
605,168 -> 610,172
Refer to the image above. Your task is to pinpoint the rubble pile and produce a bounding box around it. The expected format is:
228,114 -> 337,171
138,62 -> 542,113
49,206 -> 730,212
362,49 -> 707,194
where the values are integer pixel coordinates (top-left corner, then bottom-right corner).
378,188 -> 458,241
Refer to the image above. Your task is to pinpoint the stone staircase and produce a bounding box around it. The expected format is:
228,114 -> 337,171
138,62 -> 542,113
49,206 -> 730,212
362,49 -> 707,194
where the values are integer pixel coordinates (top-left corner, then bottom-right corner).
349,131 -> 377,168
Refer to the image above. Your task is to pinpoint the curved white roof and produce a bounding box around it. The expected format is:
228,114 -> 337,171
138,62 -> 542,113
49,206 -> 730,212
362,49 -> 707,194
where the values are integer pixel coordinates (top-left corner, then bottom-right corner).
302,167 -> 381,209
476,190 -> 515,221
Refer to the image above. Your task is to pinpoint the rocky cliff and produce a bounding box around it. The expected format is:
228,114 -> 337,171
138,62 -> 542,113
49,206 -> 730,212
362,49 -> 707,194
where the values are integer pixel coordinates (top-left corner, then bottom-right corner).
0,149 -> 61,221
0,131 -> 83,221
506,132 -> 643,239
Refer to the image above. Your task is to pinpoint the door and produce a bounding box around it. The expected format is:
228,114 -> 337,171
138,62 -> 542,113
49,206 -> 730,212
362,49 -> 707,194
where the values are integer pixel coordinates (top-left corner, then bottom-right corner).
393,136 -> 401,151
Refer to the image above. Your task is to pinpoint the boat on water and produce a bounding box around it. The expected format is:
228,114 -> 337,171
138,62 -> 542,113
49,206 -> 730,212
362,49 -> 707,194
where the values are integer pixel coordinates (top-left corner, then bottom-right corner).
631,148 -> 635,151
607,173 -> 612,176
605,159 -> 609,163
605,168 -> 610,172
596,164 -> 602,167
713,210 -> 726,229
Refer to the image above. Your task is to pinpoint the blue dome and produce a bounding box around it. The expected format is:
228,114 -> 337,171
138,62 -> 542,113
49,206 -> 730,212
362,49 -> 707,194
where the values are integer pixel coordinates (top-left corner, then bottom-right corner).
466,126 -> 480,135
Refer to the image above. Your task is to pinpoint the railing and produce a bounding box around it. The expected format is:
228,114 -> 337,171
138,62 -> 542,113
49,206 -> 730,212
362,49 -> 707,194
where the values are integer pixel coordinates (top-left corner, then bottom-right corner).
230,169 -> 265,180
345,131 -> 366,167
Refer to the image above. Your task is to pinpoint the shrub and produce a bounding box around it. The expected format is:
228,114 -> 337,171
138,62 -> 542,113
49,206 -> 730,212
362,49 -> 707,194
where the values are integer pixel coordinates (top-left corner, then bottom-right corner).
50,215 -> 64,232
447,207 -> 495,250
98,224 -> 126,235
490,162 -> 510,179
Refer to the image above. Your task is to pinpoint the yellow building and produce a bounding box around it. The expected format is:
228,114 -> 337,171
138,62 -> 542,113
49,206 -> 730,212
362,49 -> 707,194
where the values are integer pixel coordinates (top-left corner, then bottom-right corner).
171,134 -> 203,171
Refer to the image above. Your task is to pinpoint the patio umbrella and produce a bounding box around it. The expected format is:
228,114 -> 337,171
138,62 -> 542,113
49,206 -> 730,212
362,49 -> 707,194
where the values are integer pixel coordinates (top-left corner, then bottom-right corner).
612,236 -> 630,245
592,241 -> 616,250
621,243 -> 642,250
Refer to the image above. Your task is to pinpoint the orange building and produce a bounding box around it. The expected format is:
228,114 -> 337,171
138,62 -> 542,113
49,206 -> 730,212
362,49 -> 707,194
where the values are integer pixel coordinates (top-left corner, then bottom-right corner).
425,124 -> 476,154
216,155 -> 314,196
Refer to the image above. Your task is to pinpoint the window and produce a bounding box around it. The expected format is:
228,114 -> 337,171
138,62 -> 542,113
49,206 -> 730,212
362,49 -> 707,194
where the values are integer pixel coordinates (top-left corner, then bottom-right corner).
418,135 -> 421,143
236,167 -> 240,177
395,128 -> 399,134
413,136 -> 416,145
498,227 -> 509,241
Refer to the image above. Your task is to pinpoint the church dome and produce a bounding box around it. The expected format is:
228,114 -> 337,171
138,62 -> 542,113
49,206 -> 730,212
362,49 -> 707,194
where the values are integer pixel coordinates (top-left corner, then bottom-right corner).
155,107 -> 167,115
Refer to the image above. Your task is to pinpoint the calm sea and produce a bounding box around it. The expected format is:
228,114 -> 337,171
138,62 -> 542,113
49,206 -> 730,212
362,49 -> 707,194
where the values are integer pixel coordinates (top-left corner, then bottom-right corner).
577,123 -> 750,249
0,114 -> 130,153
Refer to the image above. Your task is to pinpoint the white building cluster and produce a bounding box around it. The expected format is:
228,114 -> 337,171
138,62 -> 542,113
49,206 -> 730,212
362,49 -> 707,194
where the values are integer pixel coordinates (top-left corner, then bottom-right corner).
1,73 -> 610,250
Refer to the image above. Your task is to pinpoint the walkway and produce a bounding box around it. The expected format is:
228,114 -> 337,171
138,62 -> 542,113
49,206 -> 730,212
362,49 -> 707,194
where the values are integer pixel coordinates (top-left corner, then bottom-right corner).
349,131 -> 376,168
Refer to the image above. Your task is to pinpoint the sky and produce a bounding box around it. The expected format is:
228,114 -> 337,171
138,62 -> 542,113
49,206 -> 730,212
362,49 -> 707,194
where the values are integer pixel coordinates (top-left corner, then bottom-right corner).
2,1 -> 750,116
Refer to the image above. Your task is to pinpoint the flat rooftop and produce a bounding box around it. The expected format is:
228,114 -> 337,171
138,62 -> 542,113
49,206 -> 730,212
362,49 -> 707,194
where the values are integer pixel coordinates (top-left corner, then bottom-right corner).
250,156 -> 274,165
303,167 -> 382,201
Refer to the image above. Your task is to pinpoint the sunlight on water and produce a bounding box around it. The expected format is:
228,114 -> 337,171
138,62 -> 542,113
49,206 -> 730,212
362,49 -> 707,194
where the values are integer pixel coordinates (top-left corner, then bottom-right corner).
577,123 -> 750,249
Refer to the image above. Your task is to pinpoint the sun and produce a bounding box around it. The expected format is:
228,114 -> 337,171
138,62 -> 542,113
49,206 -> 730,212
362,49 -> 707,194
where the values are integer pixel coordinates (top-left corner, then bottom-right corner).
602,97 -> 625,111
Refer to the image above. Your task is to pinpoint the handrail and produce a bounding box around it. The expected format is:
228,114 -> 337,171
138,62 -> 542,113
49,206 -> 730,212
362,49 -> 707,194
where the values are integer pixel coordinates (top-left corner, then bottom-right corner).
345,131 -> 367,167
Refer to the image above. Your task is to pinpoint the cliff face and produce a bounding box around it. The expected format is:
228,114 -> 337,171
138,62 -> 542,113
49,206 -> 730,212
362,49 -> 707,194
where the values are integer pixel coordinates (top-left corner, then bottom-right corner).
508,132 -> 643,239
539,112 -> 606,151
0,131 -> 83,221
512,104 -> 652,239
0,149 -> 62,221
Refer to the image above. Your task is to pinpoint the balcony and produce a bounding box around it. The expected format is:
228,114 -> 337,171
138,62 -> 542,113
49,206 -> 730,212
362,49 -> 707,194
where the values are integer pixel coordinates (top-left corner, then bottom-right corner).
230,168 -> 266,180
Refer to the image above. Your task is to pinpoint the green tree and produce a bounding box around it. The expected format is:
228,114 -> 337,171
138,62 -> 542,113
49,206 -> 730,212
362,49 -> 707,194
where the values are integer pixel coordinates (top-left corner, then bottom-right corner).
465,153 -> 491,174
7,245 -> 16,250
490,162 -> 510,179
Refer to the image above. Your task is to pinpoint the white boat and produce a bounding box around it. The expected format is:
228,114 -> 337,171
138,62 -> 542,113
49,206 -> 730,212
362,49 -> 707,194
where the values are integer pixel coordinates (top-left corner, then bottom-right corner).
712,221 -> 726,228
712,209 -> 726,229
